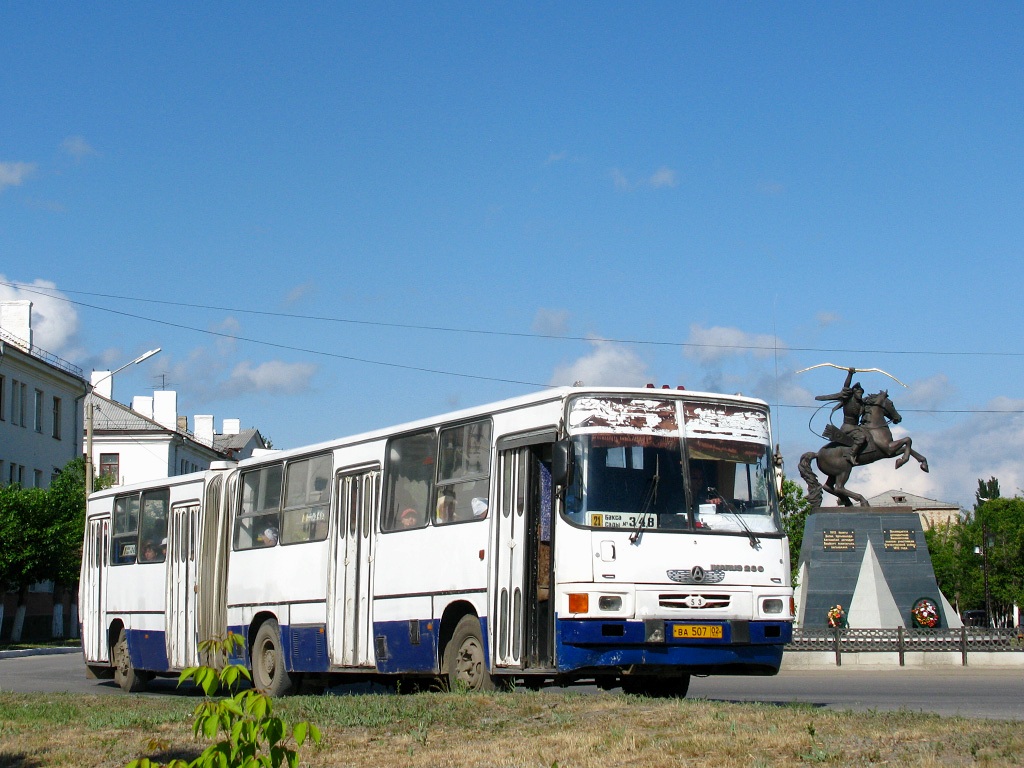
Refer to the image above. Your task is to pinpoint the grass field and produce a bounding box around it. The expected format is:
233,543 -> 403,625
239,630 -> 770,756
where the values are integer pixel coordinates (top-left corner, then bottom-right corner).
1,688 -> 1022,768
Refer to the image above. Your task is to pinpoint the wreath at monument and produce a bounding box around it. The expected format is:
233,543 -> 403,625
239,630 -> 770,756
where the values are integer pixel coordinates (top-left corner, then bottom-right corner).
911,597 -> 939,628
827,604 -> 846,628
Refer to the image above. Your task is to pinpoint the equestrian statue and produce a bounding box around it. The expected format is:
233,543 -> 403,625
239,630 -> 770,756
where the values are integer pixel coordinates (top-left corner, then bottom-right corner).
798,364 -> 929,508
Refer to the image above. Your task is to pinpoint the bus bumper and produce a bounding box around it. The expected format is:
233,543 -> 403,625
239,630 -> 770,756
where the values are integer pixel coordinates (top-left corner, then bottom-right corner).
554,618 -> 791,675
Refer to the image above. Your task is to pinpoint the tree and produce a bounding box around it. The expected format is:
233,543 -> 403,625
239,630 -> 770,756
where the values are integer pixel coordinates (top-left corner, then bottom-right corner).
970,494 -> 1024,627
779,477 -> 812,583
0,457 -> 92,641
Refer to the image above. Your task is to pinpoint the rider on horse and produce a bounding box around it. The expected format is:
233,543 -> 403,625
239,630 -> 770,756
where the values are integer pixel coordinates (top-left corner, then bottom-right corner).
815,367 -> 869,465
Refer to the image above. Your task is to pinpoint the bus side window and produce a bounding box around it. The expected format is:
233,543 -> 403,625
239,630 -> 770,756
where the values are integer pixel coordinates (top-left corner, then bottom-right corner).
235,464 -> 283,549
280,453 -> 331,544
434,420 -> 492,525
382,430 -> 436,531
111,494 -> 141,565
138,488 -> 169,563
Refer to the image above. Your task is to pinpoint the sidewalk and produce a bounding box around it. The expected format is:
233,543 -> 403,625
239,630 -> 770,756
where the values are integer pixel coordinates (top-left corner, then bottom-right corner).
783,649 -> 1024,669
0,645 -> 82,660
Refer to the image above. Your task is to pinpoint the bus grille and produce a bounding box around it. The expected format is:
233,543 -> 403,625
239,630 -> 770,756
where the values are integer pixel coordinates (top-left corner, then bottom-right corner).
659,593 -> 731,610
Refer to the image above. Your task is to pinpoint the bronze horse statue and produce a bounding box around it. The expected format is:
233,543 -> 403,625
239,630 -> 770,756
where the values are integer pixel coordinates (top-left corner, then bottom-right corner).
798,389 -> 929,507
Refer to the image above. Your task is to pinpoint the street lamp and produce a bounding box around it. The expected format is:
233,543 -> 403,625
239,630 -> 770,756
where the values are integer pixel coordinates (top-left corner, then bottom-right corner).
85,347 -> 161,495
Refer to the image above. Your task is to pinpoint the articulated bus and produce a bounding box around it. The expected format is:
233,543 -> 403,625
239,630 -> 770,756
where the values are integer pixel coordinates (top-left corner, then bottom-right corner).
80,386 -> 793,696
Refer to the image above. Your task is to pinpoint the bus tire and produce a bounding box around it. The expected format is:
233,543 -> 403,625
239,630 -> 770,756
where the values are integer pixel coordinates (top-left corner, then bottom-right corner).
112,627 -> 147,693
621,673 -> 691,698
444,615 -> 495,692
252,620 -> 294,697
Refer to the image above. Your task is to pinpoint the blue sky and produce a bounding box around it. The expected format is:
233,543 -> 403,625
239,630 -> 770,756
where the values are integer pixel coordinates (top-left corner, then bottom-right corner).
2,4 -> 1022,509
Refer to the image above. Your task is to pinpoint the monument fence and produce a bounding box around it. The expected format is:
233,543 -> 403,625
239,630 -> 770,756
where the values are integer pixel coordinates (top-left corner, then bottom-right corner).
787,627 -> 1024,666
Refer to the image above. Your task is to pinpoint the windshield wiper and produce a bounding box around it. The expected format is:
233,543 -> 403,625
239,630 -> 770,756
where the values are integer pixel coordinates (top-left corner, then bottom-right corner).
630,455 -> 660,545
708,486 -> 761,550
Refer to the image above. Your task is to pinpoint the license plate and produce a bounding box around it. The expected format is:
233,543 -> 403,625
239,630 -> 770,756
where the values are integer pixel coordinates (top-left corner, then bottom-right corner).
672,624 -> 723,639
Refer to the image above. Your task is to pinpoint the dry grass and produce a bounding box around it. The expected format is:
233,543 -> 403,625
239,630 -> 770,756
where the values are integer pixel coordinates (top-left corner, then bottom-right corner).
1,688 -> 1022,767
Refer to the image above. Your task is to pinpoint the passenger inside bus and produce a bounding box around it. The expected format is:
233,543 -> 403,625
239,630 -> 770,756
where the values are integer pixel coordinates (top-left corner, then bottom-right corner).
257,526 -> 279,546
399,507 -> 421,528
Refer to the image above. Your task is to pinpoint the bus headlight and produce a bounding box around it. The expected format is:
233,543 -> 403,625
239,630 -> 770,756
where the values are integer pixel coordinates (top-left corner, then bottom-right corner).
598,595 -> 622,611
762,598 -> 784,615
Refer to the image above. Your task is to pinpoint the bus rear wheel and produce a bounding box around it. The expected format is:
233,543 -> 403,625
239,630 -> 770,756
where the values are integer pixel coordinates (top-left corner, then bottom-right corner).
113,627 -> 148,693
621,673 -> 691,698
445,615 -> 495,691
252,620 -> 294,697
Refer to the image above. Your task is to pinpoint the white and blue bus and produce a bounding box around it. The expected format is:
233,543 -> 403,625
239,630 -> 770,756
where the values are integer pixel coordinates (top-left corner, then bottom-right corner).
80,386 -> 793,696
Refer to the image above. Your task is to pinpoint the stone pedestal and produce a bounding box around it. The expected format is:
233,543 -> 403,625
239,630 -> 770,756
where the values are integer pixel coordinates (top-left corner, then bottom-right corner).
794,506 -> 959,628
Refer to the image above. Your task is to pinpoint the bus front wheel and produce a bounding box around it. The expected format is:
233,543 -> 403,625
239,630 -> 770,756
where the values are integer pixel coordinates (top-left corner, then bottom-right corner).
252,620 -> 294,697
445,615 -> 495,691
112,627 -> 148,693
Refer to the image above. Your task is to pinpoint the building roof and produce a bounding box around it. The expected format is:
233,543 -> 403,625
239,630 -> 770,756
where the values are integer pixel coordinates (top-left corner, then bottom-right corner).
867,490 -> 962,510
86,391 -> 228,458
214,428 -> 265,453
0,326 -> 86,381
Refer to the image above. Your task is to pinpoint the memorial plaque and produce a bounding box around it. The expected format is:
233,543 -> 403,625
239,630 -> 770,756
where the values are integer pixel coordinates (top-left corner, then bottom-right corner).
884,528 -> 917,551
822,529 -> 856,551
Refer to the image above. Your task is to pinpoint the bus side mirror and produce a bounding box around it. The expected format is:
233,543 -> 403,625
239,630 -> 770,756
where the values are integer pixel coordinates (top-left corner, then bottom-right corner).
552,440 -> 574,486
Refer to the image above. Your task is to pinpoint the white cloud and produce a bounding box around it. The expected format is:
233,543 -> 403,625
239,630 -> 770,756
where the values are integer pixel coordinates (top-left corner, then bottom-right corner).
815,311 -> 841,327
902,373 -> 955,411
283,283 -> 315,306
684,324 -> 781,364
225,360 -> 317,395
532,308 -> 570,336
649,166 -> 677,188
550,339 -> 648,387
0,277 -> 79,354
0,162 -> 37,192
61,135 -> 97,160
210,316 -> 242,356
610,166 -> 679,191
544,151 -> 568,165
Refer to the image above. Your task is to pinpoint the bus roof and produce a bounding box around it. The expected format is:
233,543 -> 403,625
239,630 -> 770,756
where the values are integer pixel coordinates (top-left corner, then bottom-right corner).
234,385 -> 770,467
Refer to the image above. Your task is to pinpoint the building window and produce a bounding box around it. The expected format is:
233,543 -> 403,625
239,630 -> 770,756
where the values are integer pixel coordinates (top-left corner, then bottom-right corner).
0,375 -> 5,421
100,453 -> 120,482
34,469 -> 43,488
52,396 -> 62,439
34,389 -> 43,433
11,379 -> 21,426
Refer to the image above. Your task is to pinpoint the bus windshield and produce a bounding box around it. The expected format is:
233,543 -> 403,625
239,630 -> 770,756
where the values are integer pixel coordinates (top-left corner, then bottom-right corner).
563,396 -> 781,535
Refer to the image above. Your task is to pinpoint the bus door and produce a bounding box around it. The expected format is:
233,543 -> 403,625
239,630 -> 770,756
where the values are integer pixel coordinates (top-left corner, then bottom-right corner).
167,502 -> 201,669
82,516 -> 109,662
327,468 -> 379,668
493,437 -> 555,670
196,474 -> 230,667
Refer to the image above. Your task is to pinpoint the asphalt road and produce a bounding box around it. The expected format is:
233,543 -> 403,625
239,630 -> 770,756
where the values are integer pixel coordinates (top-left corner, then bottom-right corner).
2,651 -> 1022,720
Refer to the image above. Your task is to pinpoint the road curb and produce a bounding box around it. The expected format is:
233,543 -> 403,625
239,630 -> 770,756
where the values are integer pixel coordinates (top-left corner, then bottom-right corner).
0,647 -> 82,660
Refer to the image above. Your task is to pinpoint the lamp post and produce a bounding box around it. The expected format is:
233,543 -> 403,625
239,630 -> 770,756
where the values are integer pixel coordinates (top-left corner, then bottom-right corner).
85,347 -> 161,495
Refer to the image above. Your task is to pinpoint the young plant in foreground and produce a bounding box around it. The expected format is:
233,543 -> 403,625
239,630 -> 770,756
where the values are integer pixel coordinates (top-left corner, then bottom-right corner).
126,633 -> 321,768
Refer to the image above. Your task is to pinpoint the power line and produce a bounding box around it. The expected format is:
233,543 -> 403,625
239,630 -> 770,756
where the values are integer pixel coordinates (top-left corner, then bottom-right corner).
6,279 -> 1024,358
5,281 -> 550,388
6,280 -> 1024,413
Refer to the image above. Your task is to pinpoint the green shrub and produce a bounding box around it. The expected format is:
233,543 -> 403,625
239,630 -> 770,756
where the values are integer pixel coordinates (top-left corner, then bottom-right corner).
127,633 -> 321,768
